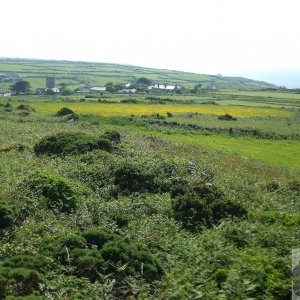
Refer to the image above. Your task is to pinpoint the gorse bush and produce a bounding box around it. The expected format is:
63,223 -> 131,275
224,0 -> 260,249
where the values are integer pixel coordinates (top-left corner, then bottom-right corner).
22,173 -> 76,213
0,267 -> 43,298
114,162 -> 159,194
0,200 -> 17,228
102,130 -> 121,144
34,132 -> 112,156
55,107 -> 75,116
16,104 -> 35,112
218,113 -> 237,121
45,228 -> 163,283
171,181 -> 247,229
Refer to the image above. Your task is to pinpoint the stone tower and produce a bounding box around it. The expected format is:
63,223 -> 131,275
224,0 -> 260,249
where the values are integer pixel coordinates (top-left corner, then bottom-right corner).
46,76 -> 55,89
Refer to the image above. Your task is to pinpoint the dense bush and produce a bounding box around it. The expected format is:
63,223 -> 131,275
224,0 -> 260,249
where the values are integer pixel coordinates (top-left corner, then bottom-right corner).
218,114 -> 237,121
83,227 -> 116,248
0,267 -> 43,297
55,107 -> 75,116
22,173 -> 76,213
16,104 -> 35,112
172,181 -> 247,229
97,138 -> 112,152
114,163 -> 158,194
45,228 -> 163,283
3,255 -> 48,271
34,132 -> 102,155
101,130 -> 121,144
0,201 -> 16,228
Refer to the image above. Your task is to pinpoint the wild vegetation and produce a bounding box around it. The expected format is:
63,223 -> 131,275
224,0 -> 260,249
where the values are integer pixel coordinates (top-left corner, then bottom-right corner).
0,77 -> 300,299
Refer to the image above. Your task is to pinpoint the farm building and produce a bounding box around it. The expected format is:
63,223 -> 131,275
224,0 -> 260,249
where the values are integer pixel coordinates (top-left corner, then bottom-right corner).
90,87 -> 106,92
148,83 -> 181,91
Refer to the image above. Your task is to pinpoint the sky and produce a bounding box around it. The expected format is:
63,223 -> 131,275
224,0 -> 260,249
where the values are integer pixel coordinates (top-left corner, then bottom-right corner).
1,0 -> 300,87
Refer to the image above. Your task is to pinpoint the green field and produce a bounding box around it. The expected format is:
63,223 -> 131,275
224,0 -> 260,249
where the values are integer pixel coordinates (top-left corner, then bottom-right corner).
0,79 -> 300,299
0,58 -> 278,91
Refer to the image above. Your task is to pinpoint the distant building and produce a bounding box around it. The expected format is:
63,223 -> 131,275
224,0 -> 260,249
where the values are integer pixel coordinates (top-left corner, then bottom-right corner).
148,83 -> 181,91
36,87 -> 60,94
90,87 -> 106,92
46,76 -> 55,89
119,88 -> 137,93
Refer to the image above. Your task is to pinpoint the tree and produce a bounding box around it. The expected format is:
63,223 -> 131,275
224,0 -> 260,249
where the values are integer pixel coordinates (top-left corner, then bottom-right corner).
10,80 -> 31,94
136,77 -> 152,86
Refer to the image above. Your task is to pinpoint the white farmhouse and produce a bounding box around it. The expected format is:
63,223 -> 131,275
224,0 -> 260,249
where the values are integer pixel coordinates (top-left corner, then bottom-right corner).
90,87 -> 106,92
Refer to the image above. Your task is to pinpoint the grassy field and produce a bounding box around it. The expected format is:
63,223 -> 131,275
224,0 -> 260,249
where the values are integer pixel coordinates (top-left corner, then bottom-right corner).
0,90 -> 300,299
28,102 -> 292,118
0,58 -> 278,90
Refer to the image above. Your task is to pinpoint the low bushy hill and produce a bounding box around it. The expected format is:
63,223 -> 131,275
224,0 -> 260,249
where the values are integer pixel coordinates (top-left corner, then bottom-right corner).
0,58 -> 278,91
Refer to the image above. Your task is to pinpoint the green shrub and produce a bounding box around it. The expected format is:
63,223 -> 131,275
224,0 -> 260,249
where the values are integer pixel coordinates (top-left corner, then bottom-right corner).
101,130 -> 121,144
100,239 -> 163,282
82,227 -> 117,249
114,163 -> 158,193
73,249 -> 104,281
218,114 -> 237,121
44,228 -> 163,283
172,182 -> 247,229
0,201 -> 16,228
23,173 -> 76,213
34,132 -> 100,156
288,180 -> 300,192
266,181 -> 280,192
16,104 -> 35,112
172,194 -> 211,228
55,107 -> 75,116
3,255 -> 47,271
211,198 -> 247,222
0,267 -> 43,297
97,138 -> 112,152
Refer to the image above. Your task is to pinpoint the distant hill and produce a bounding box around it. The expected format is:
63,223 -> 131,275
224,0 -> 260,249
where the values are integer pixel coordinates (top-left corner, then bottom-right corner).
0,58 -> 278,91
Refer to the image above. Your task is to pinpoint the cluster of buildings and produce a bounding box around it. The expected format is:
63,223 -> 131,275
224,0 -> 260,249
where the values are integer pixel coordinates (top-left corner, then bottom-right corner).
148,84 -> 181,91
36,76 -> 60,94
1,74 -> 182,96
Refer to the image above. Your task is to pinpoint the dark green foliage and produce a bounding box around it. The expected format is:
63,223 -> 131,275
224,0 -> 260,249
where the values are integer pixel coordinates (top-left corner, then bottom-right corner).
34,132 -> 100,156
3,255 -> 47,271
172,181 -> 247,229
10,80 -> 31,94
83,227 -> 116,249
4,103 -> 12,108
73,249 -> 104,281
101,130 -> 121,144
63,113 -> 79,122
136,77 -> 152,86
218,114 -> 237,121
266,181 -> 279,192
44,228 -> 163,283
0,201 -> 16,228
100,239 -> 163,282
288,180 -> 300,192
172,194 -> 211,228
0,267 -> 43,297
16,105 -> 35,112
97,138 -> 112,152
114,163 -> 158,193
210,198 -> 247,222
55,107 -> 75,116
23,173 -> 76,213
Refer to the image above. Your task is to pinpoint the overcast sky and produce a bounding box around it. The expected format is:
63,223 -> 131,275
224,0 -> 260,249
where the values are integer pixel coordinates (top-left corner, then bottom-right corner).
1,0 -> 300,87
